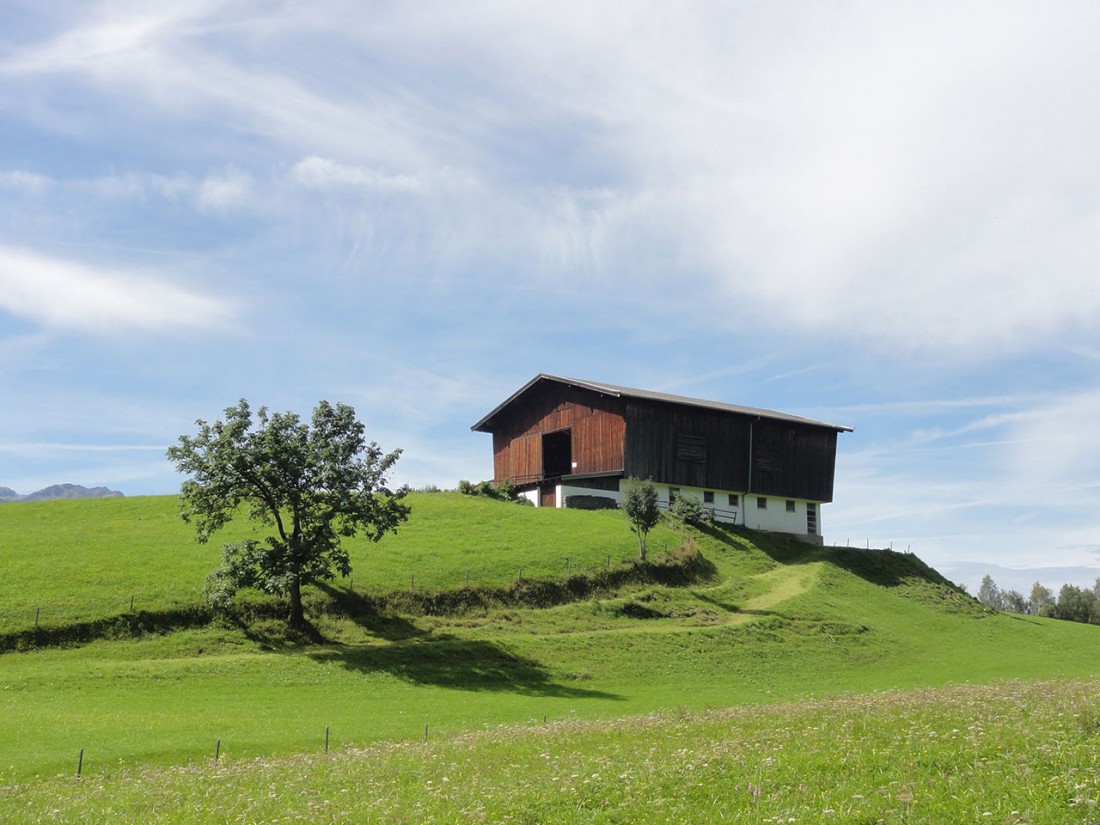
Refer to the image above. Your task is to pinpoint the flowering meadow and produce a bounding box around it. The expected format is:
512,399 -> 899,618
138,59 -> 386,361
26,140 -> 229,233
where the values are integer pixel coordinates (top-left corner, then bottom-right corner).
3,678 -> 1098,823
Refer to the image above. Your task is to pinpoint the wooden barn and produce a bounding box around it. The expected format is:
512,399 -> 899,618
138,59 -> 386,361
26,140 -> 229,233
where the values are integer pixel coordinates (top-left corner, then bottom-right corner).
471,373 -> 852,544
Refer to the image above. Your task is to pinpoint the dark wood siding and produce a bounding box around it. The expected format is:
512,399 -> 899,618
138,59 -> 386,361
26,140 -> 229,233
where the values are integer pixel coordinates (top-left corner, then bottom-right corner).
491,383 -> 626,484
624,400 -> 838,502
749,418 -> 838,502
624,401 -> 751,491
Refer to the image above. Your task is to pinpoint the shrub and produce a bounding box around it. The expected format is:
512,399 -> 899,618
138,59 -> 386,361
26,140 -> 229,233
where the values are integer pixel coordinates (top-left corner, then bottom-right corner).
457,479 -> 529,505
669,494 -> 706,525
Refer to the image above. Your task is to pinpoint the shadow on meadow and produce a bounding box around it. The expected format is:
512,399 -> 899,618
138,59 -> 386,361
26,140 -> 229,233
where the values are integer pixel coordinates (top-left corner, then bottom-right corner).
0,606 -> 212,654
309,637 -> 624,700
306,582 -> 622,699
697,520 -> 963,591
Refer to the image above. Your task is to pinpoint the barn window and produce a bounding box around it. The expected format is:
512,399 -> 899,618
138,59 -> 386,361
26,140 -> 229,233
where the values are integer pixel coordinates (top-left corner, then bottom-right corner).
728,494 -> 739,507
703,490 -> 714,504
757,497 -> 767,509
786,500 -> 796,512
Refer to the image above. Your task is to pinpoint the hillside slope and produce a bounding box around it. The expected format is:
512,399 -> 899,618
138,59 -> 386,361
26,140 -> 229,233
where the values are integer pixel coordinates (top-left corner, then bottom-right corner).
2,493 -> 1100,780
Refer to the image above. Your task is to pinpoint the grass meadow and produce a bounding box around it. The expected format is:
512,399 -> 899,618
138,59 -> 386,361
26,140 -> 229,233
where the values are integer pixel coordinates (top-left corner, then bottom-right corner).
4,493 -> 1100,822
3,679 -> 1099,823
0,494 -> 688,634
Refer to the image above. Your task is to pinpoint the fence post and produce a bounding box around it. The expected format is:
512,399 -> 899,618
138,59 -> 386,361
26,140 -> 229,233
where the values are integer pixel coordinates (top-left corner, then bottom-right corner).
77,748 -> 83,777
215,739 -> 221,764
325,726 -> 330,753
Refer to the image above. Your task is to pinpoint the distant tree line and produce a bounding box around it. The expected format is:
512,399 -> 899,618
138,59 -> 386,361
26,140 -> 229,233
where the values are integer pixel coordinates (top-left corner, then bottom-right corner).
976,574 -> 1100,624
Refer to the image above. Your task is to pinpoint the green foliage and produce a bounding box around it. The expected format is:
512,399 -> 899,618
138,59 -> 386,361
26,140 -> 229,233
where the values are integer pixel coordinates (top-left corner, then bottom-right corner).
457,478 -> 530,504
167,399 -> 410,626
1002,588 -> 1028,614
1030,581 -> 1056,617
977,573 -> 1003,610
622,477 -> 660,561
669,493 -> 706,524
1055,583 -> 1098,623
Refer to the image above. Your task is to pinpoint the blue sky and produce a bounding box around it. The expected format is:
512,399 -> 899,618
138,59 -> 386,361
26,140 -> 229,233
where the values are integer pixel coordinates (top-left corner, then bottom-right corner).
3,1 -> 1100,594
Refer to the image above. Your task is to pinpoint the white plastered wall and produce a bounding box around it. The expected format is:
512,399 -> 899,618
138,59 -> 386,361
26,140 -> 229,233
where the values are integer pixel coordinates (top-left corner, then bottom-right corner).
539,480 -> 825,543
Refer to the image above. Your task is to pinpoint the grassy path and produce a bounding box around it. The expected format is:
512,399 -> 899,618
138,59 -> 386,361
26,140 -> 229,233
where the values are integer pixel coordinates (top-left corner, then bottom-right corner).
737,561 -> 818,612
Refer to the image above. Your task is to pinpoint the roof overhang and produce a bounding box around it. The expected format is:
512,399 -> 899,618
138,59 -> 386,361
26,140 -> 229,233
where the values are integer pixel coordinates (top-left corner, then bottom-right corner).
471,373 -> 853,433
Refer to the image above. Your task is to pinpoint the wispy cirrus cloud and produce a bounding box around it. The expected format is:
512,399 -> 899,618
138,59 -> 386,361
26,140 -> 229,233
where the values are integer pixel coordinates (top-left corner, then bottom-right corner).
0,165 -> 254,208
0,246 -> 235,334
292,157 -> 428,194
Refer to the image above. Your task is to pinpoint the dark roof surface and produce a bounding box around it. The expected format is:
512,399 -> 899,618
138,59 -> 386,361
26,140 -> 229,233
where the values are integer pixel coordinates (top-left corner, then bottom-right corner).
471,373 -> 853,433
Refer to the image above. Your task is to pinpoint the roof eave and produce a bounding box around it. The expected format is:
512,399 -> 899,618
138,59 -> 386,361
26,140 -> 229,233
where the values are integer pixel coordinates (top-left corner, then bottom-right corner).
471,373 -> 853,433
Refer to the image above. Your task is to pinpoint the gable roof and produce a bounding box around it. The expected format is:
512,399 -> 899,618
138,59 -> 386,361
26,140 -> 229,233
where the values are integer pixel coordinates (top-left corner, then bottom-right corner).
471,373 -> 853,433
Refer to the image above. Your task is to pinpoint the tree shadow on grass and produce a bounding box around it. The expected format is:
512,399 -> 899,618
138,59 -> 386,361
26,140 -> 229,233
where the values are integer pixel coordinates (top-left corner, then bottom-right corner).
307,582 -> 623,700
312,582 -> 430,642
308,638 -> 624,700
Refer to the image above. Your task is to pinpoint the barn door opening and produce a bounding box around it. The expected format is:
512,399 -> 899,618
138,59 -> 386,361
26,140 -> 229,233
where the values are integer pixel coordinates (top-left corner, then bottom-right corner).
542,429 -> 572,478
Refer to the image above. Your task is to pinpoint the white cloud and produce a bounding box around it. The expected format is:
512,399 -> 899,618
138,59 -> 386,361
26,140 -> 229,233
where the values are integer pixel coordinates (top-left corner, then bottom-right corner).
829,386 -> 1100,584
8,3 -> 1100,354
0,165 -> 259,215
197,167 -> 253,211
292,157 -> 426,194
999,389 -> 1100,492
0,169 -> 52,193
0,246 -> 235,334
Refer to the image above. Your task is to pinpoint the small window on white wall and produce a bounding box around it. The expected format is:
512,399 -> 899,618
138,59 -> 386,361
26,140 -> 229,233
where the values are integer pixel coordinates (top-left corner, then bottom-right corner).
786,500 -> 796,513
728,494 -> 739,507
703,490 -> 714,504
757,497 -> 767,509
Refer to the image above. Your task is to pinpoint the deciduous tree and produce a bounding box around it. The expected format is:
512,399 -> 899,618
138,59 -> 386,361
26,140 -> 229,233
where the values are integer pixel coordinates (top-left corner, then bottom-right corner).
622,477 -> 660,562
977,575 -> 1003,611
1029,582 -> 1055,617
1002,589 -> 1028,614
167,399 -> 409,628
1055,584 -> 1096,624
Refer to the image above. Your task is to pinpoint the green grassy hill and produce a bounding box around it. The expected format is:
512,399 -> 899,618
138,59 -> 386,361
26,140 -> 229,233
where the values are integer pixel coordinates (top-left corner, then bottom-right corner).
2,492 -> 1100,808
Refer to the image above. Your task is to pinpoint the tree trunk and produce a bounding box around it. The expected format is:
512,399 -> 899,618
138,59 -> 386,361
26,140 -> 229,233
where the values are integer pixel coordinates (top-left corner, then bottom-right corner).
637,531 -> 647,563
288,576 -> 305,629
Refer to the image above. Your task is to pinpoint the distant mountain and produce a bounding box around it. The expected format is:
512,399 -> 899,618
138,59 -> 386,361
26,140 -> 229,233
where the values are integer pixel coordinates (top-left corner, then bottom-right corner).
0,483 -> 125,503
